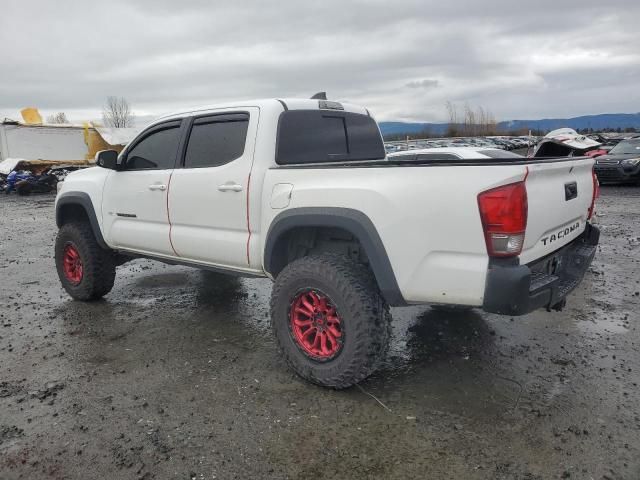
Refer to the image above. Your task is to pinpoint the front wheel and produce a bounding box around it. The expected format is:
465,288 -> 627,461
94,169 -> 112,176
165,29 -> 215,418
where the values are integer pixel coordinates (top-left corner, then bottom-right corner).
270,254 -> 391,389
55,222 -> 116,301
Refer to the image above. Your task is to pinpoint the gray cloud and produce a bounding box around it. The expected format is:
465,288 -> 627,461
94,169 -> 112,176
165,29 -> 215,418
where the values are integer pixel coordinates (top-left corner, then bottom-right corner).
1,0 -> 638,123
406,79 -> 439,89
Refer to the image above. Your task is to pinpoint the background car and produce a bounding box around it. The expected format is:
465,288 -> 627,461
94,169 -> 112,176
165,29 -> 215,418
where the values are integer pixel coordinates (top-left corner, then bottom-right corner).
594,138 -> 640,184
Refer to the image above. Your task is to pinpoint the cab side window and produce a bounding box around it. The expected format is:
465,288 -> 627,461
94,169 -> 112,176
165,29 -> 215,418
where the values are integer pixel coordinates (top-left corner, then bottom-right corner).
125,124 -> 181,170
184,113 -> 249,168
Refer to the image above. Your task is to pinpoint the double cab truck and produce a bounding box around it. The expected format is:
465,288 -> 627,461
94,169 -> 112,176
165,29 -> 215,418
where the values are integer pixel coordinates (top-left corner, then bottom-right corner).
54,97 -> 600,388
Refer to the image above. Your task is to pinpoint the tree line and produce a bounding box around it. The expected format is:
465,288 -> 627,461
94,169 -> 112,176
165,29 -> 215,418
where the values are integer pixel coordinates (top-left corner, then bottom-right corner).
445,101 -> 499,137
384,101 -> 638,141
385,101 -> 505,141
45,96 -> 133,128
576,127 -> 637,134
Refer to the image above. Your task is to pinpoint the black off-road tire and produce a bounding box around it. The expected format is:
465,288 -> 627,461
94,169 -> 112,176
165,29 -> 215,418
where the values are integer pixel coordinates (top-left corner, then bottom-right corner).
55,222 -> 116,301
270,254 -> 392,389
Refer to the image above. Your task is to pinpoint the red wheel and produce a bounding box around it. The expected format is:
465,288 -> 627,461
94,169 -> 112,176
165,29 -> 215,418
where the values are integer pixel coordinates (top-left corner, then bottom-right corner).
290,290 -> 343,360
271,254 -> 391,388
55,222 -> 116,300
62,243 -> 83,285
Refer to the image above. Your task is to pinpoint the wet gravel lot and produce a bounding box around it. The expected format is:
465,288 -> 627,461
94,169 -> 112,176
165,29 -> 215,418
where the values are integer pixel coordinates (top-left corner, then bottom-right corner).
1,186 -> 639,480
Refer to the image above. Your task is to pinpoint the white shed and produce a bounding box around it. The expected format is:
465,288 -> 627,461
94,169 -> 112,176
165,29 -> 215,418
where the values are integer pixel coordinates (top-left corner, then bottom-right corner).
0,122 -> 89,162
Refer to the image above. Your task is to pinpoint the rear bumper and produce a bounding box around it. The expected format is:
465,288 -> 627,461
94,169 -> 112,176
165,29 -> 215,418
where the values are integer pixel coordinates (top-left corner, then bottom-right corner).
482,224 -> 600,316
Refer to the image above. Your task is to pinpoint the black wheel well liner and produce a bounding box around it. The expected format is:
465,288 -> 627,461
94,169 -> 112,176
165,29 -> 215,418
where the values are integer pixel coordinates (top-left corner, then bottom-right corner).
264,207 -> 405,306
56,192 -> 109,250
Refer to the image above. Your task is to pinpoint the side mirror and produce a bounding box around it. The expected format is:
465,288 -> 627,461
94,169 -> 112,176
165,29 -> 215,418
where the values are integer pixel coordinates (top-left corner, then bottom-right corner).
95,150 -> 119,170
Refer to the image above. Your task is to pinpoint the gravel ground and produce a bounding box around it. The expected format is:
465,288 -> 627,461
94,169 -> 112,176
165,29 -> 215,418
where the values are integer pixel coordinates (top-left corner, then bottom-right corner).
0,186 -> 639,480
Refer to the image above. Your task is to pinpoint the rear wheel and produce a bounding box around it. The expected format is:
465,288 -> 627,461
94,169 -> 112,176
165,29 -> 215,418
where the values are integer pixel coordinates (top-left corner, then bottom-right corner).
270,254 -> 391,389
55,222 -> 116,301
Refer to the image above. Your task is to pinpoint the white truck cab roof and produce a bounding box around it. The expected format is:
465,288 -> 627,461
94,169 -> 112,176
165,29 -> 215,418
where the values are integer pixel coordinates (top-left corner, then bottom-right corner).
152,98 -> 369,128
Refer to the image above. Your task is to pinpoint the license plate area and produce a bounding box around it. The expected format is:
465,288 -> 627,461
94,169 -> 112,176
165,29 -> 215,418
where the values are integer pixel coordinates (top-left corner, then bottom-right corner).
541,253 -> 563,276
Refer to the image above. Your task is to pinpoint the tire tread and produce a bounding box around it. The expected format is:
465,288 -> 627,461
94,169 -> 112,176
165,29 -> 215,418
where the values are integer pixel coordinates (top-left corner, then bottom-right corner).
270,254 -> 391,388
55,222 -> 116,301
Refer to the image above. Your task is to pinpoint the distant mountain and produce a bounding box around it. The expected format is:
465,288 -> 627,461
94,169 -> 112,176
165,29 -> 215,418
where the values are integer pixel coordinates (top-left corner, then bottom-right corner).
378,121 -> 448,136
498,113 -> 640,132
379,113 -> 640,138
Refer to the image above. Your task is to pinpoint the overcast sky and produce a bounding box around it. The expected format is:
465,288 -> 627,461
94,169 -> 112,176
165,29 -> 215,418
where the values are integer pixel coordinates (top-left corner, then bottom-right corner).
1,0 -> 639,124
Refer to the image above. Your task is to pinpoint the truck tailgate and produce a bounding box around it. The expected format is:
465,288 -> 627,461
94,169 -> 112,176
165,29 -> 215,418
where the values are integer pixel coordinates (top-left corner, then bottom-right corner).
520,158 -> 595,264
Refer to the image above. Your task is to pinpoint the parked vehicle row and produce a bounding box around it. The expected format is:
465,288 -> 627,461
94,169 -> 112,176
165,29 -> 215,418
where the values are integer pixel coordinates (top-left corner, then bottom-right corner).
533,129 -> 640,185
385,135 -> 537,154
387,146 -> 523,161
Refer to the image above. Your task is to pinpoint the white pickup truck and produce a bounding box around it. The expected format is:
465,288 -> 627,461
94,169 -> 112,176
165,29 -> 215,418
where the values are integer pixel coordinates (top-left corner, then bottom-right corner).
54,97 -> 600,388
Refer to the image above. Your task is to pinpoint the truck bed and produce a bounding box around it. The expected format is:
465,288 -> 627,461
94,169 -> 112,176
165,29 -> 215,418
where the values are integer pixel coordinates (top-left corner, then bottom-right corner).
261,155 -> 596,306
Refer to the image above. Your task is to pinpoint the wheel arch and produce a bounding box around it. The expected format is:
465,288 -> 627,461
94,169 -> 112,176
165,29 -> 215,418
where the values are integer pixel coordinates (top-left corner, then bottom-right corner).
56,192 -> 109,250
264,207 -> 406,306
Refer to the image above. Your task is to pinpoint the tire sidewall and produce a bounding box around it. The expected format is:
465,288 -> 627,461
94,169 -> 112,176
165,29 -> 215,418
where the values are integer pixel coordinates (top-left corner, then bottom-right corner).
55,225 -> 93,298
272,268 -> 372,383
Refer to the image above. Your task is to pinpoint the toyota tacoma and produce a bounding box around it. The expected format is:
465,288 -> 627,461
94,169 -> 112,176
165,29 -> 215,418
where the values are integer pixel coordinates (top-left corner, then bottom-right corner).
54,97 -> 600,388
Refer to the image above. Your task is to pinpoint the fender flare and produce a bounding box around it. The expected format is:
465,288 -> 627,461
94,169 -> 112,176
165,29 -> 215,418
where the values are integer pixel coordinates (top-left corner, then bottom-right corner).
264,207 -> 406,306
56,192 -> 109,250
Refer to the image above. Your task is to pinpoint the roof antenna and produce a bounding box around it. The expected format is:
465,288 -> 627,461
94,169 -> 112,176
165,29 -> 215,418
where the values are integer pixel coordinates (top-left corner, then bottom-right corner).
311,92 -> 327,100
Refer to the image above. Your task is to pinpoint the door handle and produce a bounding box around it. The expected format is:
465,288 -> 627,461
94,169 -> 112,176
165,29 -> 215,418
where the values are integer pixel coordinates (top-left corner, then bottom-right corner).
218,183 -> 243,192
148,184 -> 167,191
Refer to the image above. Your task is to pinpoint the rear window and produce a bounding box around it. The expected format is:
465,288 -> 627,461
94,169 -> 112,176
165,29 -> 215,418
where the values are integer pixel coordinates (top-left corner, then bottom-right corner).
276,110 -> 385,165
478,149 -> 524,159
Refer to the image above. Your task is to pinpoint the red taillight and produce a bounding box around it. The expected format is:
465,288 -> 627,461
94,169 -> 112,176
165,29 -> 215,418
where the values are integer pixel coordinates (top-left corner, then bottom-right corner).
588,168 -> 600,220
478,181 -> 528,257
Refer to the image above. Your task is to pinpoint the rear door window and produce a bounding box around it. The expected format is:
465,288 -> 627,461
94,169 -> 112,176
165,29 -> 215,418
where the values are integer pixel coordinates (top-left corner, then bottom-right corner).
184,113 -> 249,168
276,110 -> 385,165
